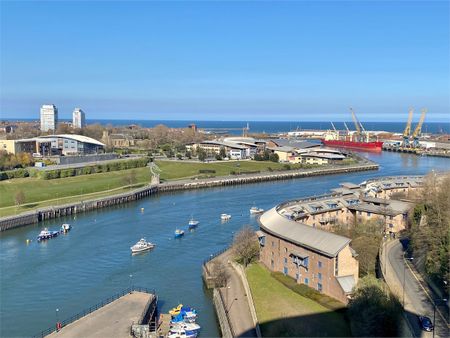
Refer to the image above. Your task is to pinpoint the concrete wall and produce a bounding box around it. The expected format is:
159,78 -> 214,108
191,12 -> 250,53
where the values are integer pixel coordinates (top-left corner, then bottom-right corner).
57,153 -> 119,165
213,289 -> 233,338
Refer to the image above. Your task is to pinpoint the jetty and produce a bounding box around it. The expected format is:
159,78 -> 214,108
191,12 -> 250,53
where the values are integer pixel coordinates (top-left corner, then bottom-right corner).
35,287 -> 157,338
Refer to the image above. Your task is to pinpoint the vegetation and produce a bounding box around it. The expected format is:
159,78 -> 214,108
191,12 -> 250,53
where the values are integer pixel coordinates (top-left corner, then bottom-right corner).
409,172 -> 450,292
0,167 -> 152,211
246,263 -> 351,337
271,272 -> 346,310
332,219 -> 384,277
0,151 -> 34,171
232,226 -> 260,266
348,275 -> 402,337
14,190 -> 25,206
210,260 -> 229,288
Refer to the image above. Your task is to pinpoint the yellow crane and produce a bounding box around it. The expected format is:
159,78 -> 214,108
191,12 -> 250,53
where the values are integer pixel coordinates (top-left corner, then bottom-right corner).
401,108 -> 414,147
412,108 -> 427,148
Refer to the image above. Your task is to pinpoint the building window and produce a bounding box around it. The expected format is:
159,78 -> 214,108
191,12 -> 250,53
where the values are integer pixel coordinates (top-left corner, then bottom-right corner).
318,272 -> 322,280
272,241 -> 274,247
271,260 -> 274,268
334,256 -> 339,275
284,247 -> 288,253
283,267 -> 288,275
318,261 -> 322,268
284,257 -> 288,264
318,283 -> 323,292
271,251 -> 274,257
358,211 -> 362,215
296,273 -> 299,281
389,216 -> 393,220
367,212 -> 371,217
304,278 -> 309,285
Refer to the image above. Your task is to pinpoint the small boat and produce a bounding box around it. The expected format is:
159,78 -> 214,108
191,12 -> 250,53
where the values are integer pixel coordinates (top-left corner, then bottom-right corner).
174,229 -> 185,238
130,238 -> 155,254
220,213 -> 231,221
168,322 -> 201,338
188,217 -> 199,229
37,228 -> 59,241
250,206 -> 264,214
60,223 -> 71,233
169,304 -> 183,316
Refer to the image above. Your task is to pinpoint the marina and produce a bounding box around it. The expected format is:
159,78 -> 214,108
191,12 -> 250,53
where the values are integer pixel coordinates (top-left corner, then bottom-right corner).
0,151 -> 449,337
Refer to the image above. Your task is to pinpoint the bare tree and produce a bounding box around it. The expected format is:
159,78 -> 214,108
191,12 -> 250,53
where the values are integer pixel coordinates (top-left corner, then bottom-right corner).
15,190 -> 25,206
211,260 -> 229,287
233,225 -> 260,267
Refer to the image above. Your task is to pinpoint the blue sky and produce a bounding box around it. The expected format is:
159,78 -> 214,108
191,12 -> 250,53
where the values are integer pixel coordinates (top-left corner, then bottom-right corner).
1,1 -> 449,122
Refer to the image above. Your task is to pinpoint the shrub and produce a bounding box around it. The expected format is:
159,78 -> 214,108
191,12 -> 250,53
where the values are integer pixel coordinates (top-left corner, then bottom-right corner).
199,169 -> 216,174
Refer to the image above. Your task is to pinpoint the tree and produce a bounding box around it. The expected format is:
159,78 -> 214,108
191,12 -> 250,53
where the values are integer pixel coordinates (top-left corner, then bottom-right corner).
197,147 -> 207,162
409,172 -> 450,291
122,170 -> 137,186
269,153 -> 279,162
15,190 -> 25,206
232,225 -> 260,267
211,260 -> 229,287
348,275 -> 402,337
219,146 -> 227,159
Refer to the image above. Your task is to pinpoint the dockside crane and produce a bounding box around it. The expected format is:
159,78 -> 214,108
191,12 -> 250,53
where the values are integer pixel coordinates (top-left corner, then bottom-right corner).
350,108 -> 362,141
401,108 -> 414,147
411,108 -> 427,148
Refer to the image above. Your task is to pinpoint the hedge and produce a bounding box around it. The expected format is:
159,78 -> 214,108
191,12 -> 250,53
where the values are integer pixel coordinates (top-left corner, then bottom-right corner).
0,168 -> 30,180
271,271 -> 346,311
198,169 -> 216,174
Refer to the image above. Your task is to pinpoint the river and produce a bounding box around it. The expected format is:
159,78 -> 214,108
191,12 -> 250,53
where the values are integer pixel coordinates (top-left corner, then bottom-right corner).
0,151 -> 449,337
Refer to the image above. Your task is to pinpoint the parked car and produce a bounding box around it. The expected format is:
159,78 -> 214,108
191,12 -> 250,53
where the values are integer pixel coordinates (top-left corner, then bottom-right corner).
418,316 -> 434,331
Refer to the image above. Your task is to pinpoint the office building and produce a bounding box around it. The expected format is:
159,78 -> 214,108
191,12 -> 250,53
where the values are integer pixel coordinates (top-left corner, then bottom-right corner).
72,108 -> 86,129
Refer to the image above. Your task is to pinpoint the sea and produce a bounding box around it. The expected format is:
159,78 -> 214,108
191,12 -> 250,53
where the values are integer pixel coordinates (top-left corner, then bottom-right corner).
2,119 -> 450,134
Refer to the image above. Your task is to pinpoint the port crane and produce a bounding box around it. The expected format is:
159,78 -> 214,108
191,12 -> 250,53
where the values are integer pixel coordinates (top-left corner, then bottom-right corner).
411,109 -> 427,148
350,108 -> 367,142
401,108 -> 414,147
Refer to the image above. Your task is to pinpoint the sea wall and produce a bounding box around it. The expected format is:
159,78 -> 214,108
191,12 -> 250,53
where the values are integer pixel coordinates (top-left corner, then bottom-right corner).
212,288 -> 234,338
0,162 -> 378,231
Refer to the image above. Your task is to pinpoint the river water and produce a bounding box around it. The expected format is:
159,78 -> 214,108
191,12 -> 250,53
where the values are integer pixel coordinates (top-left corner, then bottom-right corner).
0,151 -> 449,337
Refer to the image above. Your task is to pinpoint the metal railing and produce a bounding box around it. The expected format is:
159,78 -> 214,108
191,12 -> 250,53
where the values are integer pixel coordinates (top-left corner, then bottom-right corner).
33,286 -> 156,338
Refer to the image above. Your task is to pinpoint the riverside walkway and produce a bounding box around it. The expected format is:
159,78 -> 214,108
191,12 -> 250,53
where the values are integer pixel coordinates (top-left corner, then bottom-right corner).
43,291 -> 155,338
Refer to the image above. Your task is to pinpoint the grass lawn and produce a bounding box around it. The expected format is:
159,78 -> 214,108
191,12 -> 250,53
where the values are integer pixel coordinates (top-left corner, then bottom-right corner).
246,263 -> 351,337
0,167 -> 151,212
155,160 -> 307,180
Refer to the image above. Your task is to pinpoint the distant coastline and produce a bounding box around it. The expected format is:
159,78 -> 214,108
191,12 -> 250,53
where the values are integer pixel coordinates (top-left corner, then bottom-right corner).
1,118 -> 449,134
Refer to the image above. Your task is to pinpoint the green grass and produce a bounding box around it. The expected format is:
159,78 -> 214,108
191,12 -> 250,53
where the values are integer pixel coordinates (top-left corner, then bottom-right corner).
155,160 -> 308,180
246,263 -> 351,337
0,167 -> 151,211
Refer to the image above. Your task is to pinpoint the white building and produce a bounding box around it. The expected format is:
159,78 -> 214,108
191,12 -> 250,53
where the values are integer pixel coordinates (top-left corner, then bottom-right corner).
72,108 -> 86,128
40,104 -> 58,132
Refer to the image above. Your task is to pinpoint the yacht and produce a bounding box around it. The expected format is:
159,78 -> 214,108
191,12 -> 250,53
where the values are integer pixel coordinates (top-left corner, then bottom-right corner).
220,214 -> 231,221
130,238 -> 155,253
37,228 -> 59,241
250,206 -> 264,214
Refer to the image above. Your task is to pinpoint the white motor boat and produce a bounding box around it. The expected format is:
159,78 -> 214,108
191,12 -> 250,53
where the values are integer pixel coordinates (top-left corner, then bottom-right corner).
61,223 -> 71,233
220,214 -> 231,221
130,238 -> 155,253
37,228 -> 59,241
168,322 -> 201,338
188,217 -> 199,229
250,206 -> 264,214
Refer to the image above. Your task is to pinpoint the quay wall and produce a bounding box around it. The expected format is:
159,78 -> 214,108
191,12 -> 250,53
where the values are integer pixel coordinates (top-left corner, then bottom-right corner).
0,163 -> 378,231
212,288 -> 234,338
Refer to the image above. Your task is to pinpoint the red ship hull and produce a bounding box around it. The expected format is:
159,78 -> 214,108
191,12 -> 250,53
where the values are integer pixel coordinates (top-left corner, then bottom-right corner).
321,139 -> 384,152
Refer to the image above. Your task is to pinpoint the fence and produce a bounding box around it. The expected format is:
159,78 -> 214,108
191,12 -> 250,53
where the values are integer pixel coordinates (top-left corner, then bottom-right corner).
33,286 -> 156,338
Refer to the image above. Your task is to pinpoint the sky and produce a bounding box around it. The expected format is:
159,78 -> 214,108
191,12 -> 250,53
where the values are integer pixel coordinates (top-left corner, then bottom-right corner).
1,0 -> 449,122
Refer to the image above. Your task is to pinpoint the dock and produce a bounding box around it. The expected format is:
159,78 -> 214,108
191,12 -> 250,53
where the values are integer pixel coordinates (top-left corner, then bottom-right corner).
36,288 -> 157,338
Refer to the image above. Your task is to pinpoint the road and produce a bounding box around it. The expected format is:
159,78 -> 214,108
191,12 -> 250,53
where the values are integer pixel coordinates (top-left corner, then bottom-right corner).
386,240 -> 449,338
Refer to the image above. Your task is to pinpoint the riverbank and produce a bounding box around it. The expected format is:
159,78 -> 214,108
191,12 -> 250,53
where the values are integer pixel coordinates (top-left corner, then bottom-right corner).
0,162 -> 378,230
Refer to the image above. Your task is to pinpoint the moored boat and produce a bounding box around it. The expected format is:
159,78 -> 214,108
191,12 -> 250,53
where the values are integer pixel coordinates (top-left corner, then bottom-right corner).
220,214 -> 231,221
250,206 -> 264,214
130,238 -> 155,253
60,223 -> 71,233
174,229 -> 185,238
37,228 -> 59,241
188,217 -> 199,229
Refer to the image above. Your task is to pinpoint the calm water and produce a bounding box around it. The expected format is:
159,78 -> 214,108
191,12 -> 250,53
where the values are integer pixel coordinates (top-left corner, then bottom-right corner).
3,118 -> 450,134
0,151 -> 449,337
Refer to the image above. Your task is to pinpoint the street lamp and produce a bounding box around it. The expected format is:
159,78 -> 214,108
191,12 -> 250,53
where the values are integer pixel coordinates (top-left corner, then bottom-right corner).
55,308 -> 59,331
402,252 -> 414,308
129,274 -> 133,293
226,298 -> 238,314
432,298 -> 447,338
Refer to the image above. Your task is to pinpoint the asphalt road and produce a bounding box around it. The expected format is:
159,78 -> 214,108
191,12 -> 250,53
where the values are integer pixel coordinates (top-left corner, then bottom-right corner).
388,240 -> 449,338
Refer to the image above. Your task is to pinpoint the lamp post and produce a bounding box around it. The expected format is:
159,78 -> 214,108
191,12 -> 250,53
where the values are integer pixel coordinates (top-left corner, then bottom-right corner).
432,298 -> 447,338
402,252 -> 414,308
226,297 -> 238,314
129,274 -> 133,293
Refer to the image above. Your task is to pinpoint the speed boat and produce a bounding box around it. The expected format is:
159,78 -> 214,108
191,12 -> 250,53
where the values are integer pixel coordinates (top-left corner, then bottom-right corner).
169,304 -> 183,316
220,214 -> 231,221
130,238 -> 155,254
174,229 -> 185,238
60,223 -> 71,233
250,206 -> 264,214
188,217 -> 199,229
37,228 -> 59,241
168,322 -> 201,338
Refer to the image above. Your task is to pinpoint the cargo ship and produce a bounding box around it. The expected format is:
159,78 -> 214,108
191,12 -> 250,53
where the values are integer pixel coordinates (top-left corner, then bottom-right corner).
320,109 -> 384,152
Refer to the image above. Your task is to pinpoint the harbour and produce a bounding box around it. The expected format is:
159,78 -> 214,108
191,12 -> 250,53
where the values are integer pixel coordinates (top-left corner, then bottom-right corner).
0,151 -> 449,337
